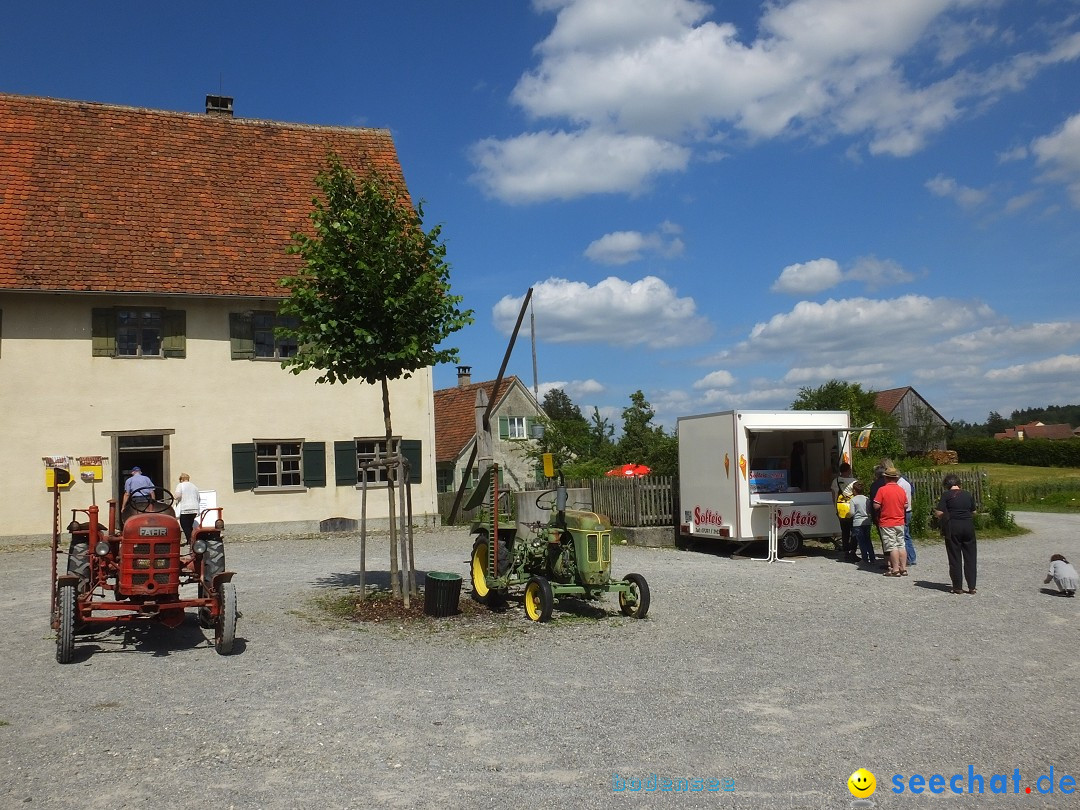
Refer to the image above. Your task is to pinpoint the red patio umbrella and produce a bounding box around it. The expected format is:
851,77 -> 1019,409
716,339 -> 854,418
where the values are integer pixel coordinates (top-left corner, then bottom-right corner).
606,463 -> 651,478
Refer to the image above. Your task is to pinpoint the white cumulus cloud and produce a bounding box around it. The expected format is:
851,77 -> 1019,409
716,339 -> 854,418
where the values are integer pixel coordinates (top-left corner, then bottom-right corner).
925,173 -> 990,208
470,129 -> 690,203
584,222 -> 685,265
493,275 -> 712,348
693,370 -> 736,389
471,0 -> 1080,201
771,258 -> 843,295
1032,111 -> 1080,207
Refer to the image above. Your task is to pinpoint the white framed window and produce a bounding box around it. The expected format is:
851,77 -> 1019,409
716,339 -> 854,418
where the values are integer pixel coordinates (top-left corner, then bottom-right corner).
500,415 -> 536,441
256,441 -> 303,488
356,437 -> 400,485
253,311 -> 299,359
117,309 -> 162,357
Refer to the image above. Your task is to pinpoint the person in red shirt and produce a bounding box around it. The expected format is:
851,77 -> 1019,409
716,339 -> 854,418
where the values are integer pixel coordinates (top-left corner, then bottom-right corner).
874,467 -> 909,577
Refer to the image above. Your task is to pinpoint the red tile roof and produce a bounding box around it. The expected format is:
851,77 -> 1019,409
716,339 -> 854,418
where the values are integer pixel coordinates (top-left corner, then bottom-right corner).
874,387 -> 909,415
1000,421 -> 1076,440
433,377 -> 523,464
0,93 -> 406,297
874,386 -> 948,425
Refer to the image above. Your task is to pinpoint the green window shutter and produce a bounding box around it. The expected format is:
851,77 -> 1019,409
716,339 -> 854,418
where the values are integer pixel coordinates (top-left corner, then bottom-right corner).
498,416 -> 509,439
400,439 -> 422,484
302,442 -> 326,488
232,443 -> 256,490
334,440 -> 358,486
91,308 -> 116,357
525,417 -> 537,439
162,309 -> 186,358
229,312 -> 254,360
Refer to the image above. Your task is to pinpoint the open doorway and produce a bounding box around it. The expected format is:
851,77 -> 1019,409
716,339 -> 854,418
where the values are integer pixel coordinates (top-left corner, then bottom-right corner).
115,434 -> 168,501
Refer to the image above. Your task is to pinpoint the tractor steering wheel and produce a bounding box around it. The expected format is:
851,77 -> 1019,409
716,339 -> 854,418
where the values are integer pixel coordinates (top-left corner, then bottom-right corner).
535,489 -> 557,510
131,488 -> 175,513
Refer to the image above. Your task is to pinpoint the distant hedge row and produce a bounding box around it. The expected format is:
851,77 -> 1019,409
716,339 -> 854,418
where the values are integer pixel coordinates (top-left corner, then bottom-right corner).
952,438 -> 1080,467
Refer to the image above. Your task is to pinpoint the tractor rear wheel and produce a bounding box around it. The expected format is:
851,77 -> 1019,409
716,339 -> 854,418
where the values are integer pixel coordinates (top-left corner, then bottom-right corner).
618,573 -> 651,619
215,582 -> 238,655
56,583 -> 76,664
524,576 -> 554,622
470,537 -> 509,605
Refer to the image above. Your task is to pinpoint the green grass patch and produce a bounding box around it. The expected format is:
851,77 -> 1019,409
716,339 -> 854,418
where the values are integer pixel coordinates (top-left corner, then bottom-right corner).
948,463 -> 1080,513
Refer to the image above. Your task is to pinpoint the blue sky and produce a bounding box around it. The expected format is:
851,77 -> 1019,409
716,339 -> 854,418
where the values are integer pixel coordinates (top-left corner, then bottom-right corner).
7,1 -> 1080,428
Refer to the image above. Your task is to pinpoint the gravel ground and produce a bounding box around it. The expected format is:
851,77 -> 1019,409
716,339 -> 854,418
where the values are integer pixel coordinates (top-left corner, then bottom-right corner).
1,512 -> 1078,809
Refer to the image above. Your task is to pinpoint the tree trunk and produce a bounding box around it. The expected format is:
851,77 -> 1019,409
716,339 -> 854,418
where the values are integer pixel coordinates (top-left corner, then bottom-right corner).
382,377 -> 401,600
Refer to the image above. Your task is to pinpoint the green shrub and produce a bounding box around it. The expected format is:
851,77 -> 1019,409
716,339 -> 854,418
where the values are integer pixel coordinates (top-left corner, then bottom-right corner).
953,437 -> 1080,467
984,484 -> 1015,530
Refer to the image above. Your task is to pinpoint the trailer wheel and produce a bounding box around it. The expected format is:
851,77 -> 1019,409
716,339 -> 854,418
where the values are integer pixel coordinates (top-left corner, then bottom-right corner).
524,576 -> 554,622
56,583 -> 76,664
779,531 -> 803,556
470,537 -> 509,605
215,582 -> 238,655
619,573 -> 651,619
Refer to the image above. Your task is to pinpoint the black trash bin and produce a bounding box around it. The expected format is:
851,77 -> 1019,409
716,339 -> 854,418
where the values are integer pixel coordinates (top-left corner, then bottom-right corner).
424,572 -> 462,617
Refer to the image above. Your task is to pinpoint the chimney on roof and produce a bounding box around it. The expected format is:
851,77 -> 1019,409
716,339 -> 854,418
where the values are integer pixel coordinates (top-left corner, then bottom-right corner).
457,366 -> 472,387
205,95 -> 234,117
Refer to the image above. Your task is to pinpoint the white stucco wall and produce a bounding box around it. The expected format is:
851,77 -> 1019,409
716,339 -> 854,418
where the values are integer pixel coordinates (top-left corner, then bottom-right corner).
0,292 -> 438,540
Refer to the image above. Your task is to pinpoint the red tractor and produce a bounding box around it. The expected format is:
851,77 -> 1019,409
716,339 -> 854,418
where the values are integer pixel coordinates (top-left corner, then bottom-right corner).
49,474 -> 239,663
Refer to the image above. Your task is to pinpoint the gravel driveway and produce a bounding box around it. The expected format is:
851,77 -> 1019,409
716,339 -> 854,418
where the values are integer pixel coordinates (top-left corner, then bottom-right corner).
1,512 -> 1078,809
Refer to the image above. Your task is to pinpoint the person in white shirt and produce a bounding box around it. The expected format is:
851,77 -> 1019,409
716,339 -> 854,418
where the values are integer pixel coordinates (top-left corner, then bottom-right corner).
1044,554 -> 1078,597
175,473 -> 201,543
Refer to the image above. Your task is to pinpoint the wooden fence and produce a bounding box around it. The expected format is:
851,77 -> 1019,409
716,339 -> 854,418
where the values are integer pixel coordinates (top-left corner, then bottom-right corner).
905,469 -> 987,510
438,476 -> 676,528
585,475 -> 674,527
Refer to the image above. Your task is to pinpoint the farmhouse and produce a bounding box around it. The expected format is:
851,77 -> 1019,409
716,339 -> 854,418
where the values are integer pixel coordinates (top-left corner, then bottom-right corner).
0,93 -> 438,540
433,367 -> 544,497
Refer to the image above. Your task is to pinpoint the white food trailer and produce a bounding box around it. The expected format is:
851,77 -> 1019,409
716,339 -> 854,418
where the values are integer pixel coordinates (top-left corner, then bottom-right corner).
677,410 -> 852,556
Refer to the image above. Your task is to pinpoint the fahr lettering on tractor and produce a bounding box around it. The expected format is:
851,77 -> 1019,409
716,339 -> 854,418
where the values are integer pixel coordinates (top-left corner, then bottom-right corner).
467,454 -> 650,623
48,467 -> 239,663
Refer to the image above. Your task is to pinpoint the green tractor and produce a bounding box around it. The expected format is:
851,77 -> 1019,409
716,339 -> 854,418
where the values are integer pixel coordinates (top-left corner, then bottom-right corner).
467,460 -> 650,623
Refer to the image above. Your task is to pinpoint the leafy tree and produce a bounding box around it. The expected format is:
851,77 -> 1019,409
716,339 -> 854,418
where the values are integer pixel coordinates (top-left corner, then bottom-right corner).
542,388 -> 584,422
586,406 -> 617,464
531,389 -> 592,474
279,154 -> 473,599
790,379 -> 904,480
616,390 -> 678,476
985,411 -> 1009,437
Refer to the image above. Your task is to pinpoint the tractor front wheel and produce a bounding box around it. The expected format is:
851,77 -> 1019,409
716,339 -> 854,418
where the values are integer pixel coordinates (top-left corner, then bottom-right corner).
215,582 -> 238,655
56,583 -> 76,664
197,584 -> 214,629
201,535 -> 225,584
524,576 -> 554,622
618,573 -> 651,619
470,537 -> 509,606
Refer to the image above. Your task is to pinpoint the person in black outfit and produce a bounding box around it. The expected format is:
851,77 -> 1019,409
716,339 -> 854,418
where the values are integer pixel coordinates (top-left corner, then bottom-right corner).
934,473 -> 978,595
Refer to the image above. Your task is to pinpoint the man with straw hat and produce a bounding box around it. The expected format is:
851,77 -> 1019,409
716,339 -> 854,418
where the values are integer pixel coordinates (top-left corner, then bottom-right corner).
873,466 -> 909,577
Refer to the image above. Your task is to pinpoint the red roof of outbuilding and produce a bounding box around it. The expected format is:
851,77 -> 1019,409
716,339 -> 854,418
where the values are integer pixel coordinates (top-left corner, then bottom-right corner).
433,377 -> 523,464
0,93 -> 406,297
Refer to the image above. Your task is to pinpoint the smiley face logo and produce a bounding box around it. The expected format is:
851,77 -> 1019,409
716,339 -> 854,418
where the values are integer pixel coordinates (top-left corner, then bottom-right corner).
847,768 -> 876,798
